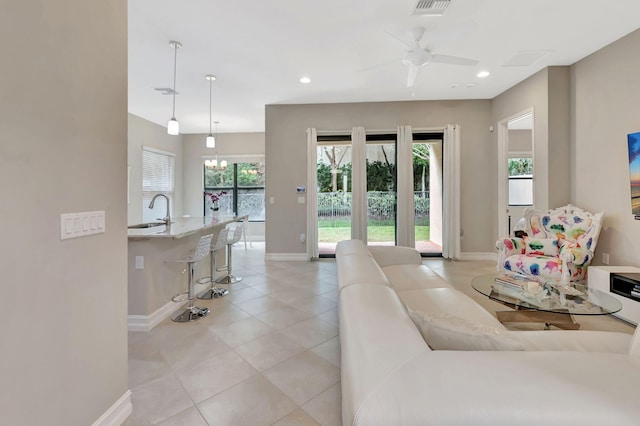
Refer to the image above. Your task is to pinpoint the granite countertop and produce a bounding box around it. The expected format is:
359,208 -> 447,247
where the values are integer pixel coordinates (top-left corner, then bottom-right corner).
127,216 -> 239,241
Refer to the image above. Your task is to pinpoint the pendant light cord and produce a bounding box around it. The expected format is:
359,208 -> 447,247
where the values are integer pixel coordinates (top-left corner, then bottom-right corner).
172,43 -> 178,118
209,78 -> 212,134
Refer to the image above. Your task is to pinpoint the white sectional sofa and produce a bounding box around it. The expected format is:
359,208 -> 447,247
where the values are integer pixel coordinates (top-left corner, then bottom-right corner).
336,240 -> 640,426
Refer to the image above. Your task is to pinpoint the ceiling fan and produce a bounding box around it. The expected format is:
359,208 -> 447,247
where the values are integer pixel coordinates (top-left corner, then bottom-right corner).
394,26 -> 478,87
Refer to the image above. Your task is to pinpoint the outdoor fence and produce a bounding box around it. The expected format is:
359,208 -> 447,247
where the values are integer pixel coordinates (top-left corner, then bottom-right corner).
318,191 -> 430,227
204,191 -> 265,221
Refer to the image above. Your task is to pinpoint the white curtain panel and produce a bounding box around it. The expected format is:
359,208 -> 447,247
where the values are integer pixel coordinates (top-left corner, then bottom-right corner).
306,128 -> 319,260
442,124 -> 461,259
351,126 -> 367,242
396,125 -> 415,248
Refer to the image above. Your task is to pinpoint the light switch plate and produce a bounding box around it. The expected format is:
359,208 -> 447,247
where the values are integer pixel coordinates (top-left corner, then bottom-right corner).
61,211 -> 106,240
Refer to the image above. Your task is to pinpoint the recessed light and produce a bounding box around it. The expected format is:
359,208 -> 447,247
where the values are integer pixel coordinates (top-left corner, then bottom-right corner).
476,71 -> 490,78
299,76 -> 311,84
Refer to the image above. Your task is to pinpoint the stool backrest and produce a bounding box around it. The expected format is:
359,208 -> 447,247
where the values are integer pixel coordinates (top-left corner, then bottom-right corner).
194,234 -> 214,261
228,223 -> 243,245
213,228 -> 230,251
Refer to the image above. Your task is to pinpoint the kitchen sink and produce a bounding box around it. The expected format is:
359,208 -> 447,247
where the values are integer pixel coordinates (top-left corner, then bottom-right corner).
128,222 -> 166,229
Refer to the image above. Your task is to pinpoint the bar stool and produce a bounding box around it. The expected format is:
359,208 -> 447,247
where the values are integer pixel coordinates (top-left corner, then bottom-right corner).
171,234 -> 213,323
228,216 -> 252,251
215,224 -> 243,284
196,228 -> 230,299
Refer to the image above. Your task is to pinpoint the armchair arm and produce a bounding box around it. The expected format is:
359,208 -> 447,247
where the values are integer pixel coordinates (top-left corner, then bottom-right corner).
495,238 -> 525,273
558,241 -> 594,284
558,242 -> 592,267
496,238 -> 526,257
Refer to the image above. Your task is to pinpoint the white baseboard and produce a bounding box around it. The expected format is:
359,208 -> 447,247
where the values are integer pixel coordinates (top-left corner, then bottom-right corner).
265,253 -> 309,262
92,390 -> 132,426
128,300 -> 185,332
459,252 -> 498,261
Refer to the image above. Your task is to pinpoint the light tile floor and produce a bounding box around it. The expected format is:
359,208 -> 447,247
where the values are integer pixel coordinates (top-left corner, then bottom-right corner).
125,243 -> 634,426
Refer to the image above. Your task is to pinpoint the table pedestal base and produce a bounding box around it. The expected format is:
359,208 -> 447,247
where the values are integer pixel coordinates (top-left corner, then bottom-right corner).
496,310 -> 580,330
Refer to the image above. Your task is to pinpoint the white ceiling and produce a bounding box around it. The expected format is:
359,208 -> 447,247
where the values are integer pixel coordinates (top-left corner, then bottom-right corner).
128,0 -> 640,134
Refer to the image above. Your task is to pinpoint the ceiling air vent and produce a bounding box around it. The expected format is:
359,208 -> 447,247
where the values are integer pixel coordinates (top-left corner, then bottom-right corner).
154,87 -> 177,95
413,0 -> 451,16
502,51 -> 551,67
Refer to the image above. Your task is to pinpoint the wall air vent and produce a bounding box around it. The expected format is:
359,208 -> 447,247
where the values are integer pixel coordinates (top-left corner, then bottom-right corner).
413,0 -> 451,16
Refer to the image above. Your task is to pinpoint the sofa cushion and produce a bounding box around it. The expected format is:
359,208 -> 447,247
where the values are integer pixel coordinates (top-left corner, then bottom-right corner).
368,245 -> 422,268
524,237 -> 559,257
382,264 -> 451,292
407,310 -> 525,351
504,254 -> 562,281
398,288 -> 505,329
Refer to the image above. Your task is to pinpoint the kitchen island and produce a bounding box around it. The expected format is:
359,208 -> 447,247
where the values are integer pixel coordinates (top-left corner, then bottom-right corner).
127,216 -> 240,331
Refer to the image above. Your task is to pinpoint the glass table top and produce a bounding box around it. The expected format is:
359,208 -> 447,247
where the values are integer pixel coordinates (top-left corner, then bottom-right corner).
471,274 -> 622,316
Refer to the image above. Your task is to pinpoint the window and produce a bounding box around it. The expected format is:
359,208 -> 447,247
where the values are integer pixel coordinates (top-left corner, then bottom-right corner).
508,157 -> 533,206
142,146 -> 175,223
204,159 -> 265,221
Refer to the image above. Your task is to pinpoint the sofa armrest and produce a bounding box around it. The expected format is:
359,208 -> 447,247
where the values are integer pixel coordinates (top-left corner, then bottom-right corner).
368,245 -> 422,268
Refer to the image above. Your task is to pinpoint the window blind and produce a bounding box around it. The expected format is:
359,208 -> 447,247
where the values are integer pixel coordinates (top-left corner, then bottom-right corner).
142,147 -> 175,223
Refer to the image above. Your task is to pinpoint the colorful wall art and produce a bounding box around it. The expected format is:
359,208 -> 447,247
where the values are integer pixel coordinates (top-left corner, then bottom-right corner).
627,132 -> 640,218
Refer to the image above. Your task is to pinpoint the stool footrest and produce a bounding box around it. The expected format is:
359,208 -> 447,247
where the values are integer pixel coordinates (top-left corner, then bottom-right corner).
196,276 -> 212,285
171,306 -> 210,323
215,274 -> 242,284
197,287 -> 229,300
171,291 -> 189,303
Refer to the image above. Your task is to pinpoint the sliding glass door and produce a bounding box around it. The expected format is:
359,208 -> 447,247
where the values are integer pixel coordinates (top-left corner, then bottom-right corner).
412,136 -> 443,255
316,141 -> 352,256
366,136 -> 397,246
312,130 -> 443,257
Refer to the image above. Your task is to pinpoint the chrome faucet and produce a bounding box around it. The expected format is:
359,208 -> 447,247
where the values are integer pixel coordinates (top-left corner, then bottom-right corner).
149,194 -> 171,225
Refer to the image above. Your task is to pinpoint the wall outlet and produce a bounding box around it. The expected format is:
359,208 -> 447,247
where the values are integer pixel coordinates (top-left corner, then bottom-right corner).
300,233 -> 305,243
602,253 -> 610,265
135,256 -> 144,269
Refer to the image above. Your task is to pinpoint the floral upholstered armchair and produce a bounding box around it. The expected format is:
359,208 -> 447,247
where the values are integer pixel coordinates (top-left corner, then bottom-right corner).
496,204 -> 604,284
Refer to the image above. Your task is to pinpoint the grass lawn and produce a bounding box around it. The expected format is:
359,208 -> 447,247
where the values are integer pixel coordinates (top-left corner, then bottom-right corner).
318,225 -> 430,243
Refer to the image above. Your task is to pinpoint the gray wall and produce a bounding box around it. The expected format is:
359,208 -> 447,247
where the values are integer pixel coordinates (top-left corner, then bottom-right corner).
572,28 -> 640,267
508,130 -> 533,153
492,67 -> 571,218
0,1 -> 129,425
265,100 -> 494,255
128,114 -> 185,225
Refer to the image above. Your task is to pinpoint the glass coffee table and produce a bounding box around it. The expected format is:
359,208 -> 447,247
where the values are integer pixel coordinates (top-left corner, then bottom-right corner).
471,275 -> 622,330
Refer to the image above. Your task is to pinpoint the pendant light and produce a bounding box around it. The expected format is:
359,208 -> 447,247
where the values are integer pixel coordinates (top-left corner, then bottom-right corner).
205,75 -> 216,148
167,41 -> 181,135
218,122 -> 227,168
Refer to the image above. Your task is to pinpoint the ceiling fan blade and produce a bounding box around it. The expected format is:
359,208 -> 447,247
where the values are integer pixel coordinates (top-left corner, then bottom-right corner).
407,63 -> 419,87
384,30 -> 413,49
430,54 -> 478,66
